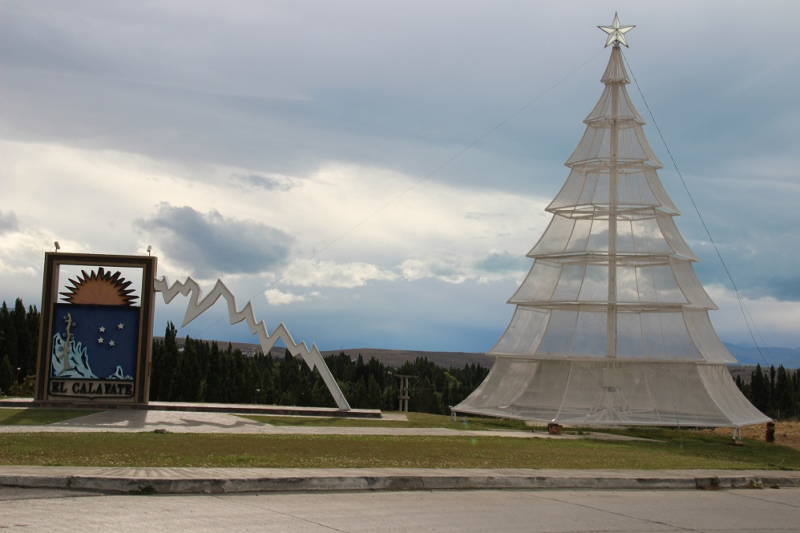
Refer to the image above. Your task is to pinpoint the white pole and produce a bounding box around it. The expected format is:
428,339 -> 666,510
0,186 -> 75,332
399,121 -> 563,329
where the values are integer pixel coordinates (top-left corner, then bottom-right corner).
606,45 -> 620,359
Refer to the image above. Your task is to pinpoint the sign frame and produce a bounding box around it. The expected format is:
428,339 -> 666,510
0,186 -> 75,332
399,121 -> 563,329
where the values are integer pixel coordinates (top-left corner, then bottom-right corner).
35,252 -> 157,404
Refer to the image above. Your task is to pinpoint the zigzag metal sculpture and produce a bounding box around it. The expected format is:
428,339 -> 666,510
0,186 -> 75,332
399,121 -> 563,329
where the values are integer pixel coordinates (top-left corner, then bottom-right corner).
154,276 -> 351,410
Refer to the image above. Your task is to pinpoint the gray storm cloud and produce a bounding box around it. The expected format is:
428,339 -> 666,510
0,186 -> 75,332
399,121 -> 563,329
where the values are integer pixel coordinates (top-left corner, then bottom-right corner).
135,203 -> 293,278
230,173 -> 295,192
0,211 -> 20,235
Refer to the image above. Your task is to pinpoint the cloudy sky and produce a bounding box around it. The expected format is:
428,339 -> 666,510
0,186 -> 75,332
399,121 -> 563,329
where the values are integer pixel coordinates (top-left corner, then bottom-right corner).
2,1 -> 799,354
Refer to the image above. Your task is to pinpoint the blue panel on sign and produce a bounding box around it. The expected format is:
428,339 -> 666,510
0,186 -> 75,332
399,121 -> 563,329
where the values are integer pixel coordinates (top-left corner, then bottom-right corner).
51,303 -> 139,381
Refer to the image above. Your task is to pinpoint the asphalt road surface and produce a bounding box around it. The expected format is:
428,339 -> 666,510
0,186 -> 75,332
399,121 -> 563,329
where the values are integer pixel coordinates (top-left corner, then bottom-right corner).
2,487 -> 798,532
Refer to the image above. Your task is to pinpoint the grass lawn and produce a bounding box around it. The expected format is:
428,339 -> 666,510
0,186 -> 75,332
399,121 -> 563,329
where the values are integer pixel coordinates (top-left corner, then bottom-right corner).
0,408 -> 98,426
1,409 -> 797,470
1,430 -> 798,470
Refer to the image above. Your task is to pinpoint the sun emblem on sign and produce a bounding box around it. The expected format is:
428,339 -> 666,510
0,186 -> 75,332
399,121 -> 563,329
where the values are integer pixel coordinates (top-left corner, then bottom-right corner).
60,267 -> 138,306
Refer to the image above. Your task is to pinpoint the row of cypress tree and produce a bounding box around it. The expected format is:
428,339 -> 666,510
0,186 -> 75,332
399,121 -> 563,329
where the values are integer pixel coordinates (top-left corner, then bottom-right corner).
148,321 -> 490,413
0,299 -> 39,394
2,298 -> 798,418
734,364 -> 800,420
0,299 -> 488,412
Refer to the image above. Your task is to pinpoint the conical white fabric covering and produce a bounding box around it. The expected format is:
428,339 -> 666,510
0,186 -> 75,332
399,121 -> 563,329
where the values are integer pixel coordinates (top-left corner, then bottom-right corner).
454,36 -> 769,428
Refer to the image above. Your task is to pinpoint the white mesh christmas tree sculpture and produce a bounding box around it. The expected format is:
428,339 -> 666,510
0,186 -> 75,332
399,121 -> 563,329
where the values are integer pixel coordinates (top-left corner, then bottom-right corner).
454,15 -> 769,427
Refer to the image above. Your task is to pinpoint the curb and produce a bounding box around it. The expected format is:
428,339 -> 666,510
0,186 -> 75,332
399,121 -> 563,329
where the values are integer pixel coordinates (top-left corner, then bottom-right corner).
2,472 -> 798,494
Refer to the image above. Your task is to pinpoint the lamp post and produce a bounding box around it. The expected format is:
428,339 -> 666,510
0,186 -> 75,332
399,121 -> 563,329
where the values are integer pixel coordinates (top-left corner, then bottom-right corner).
15,367 -> 20,384
253,388 -> 260,404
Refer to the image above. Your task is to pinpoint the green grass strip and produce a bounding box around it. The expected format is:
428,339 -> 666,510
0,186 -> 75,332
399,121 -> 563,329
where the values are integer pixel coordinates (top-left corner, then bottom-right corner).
1,432 -> 798,470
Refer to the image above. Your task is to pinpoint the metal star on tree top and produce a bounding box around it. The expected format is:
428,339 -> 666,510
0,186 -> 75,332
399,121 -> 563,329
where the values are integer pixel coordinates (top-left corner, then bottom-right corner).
598,13 -> 635,48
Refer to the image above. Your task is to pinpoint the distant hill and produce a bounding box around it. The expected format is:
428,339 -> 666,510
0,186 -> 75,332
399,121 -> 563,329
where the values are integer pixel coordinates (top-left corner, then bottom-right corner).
319,348 -> 494,369
724,343 -> 800,369
162,338 -> 494,368
324,348 -> 799,376
161,338 -> 799,372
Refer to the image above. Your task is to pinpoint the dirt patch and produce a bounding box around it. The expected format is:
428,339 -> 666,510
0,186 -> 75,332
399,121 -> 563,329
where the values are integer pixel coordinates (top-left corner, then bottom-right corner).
711,420 -> 800,450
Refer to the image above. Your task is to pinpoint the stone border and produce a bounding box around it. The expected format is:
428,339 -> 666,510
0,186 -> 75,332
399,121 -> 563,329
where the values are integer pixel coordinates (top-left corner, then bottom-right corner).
2,468 -> 798,494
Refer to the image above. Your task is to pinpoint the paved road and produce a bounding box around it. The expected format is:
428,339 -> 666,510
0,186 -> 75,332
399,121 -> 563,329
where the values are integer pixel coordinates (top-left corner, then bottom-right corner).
2,487 -> 798,532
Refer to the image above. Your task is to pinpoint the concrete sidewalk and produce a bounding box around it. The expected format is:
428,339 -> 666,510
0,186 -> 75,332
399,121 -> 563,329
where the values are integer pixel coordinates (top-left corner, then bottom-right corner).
2,466 -> 799,494
0,397 -> 382,418
0,407 -> 526,437
0,405 -> 649,442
